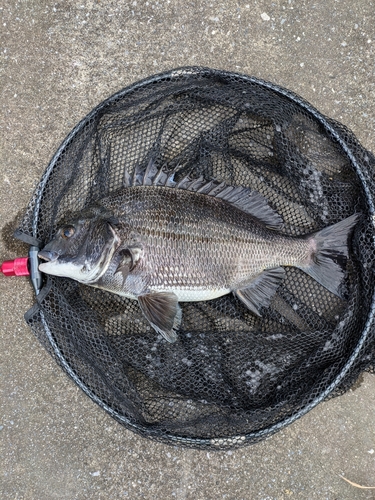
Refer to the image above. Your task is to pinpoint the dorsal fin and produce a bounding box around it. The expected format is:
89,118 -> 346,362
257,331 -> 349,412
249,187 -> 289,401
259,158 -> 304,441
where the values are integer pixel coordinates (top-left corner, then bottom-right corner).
128,159 -> 283,230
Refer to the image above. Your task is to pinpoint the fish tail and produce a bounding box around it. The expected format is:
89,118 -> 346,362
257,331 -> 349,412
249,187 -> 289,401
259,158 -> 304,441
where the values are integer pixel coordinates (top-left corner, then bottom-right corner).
300,213 -> 360,297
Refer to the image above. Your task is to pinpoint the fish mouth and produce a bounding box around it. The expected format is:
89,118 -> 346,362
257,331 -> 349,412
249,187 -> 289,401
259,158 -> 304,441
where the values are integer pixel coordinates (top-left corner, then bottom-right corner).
38,250 -> 59,263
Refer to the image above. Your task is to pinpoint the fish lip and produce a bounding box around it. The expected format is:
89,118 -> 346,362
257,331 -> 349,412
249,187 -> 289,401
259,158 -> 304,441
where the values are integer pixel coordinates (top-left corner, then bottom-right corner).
38,250 -> 59,262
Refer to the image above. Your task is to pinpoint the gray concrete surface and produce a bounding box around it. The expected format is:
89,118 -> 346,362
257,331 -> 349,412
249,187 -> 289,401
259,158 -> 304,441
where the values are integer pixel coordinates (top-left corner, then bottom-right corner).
1,1 -> 375,498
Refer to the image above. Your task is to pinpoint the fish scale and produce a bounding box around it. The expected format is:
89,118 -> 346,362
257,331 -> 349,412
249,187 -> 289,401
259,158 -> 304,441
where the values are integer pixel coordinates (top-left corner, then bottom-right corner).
110,186 -> 304,289
38,165 -> 360,343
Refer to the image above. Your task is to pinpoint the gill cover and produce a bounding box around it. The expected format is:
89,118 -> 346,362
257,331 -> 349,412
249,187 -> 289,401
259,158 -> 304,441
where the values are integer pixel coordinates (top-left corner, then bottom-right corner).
38,206 -> 120,284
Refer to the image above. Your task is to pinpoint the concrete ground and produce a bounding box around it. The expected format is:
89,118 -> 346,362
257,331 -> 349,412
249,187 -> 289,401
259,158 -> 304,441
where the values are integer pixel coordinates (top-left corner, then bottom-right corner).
1,1 -> 375,498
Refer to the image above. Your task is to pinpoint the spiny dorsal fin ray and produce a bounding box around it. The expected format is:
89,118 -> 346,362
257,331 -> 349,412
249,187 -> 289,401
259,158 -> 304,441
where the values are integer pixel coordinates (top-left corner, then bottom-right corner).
132,159 -> 283,230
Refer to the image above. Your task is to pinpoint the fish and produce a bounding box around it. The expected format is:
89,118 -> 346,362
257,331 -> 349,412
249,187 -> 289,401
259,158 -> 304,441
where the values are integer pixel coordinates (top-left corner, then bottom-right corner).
38,161 -> 360,343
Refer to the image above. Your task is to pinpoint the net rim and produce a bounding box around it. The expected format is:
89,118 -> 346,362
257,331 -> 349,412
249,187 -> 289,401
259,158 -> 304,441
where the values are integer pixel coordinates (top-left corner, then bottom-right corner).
26,67 -> 375,448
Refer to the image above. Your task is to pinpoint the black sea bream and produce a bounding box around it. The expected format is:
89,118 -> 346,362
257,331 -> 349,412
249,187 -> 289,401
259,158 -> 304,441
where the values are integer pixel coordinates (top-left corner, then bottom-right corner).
38,162 -> 359,342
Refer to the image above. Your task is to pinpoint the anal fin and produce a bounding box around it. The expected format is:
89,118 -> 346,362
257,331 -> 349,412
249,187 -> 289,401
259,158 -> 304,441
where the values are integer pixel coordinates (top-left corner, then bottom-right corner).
138,292 -> 181,343
234,267 -> 285,316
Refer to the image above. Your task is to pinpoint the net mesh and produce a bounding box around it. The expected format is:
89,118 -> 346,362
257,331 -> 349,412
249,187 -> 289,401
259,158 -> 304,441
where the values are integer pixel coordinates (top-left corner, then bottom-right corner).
16,67 -> 375,448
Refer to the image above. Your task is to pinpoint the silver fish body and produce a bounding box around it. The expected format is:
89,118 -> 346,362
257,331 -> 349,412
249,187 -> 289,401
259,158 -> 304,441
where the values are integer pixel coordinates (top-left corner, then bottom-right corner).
38,165 -> 359,342
96,186 -> 307,299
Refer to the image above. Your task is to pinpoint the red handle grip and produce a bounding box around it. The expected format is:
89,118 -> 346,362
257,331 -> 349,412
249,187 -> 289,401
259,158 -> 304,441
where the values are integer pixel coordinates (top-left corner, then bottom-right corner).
0,257 -> 30,276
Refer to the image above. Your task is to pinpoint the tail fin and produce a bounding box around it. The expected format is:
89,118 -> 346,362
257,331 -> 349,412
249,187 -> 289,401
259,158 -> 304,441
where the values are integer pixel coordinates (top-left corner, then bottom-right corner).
300,214 -> 360,297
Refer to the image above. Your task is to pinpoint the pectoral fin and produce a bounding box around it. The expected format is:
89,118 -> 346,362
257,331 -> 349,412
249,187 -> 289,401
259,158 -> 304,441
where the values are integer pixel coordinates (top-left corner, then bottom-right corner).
114,249 -> 133,281
138,292 -> 182,343
234,267 -> 285,316
114,242 -> 143,282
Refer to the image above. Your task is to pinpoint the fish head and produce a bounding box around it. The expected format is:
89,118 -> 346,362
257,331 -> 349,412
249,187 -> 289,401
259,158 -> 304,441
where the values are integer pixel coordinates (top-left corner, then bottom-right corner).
38,207 -> 120,284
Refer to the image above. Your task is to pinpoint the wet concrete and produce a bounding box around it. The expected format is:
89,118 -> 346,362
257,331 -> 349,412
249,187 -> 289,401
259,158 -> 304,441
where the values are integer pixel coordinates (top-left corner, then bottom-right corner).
1,1 -> 375,498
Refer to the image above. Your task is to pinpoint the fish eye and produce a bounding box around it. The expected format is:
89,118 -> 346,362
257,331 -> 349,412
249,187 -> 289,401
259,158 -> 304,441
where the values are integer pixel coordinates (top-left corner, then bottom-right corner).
62,226 -> 75,239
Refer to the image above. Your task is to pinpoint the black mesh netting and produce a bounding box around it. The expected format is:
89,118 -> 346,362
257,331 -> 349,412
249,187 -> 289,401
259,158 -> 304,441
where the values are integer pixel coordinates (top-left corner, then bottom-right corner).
16,67 -> 375,449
